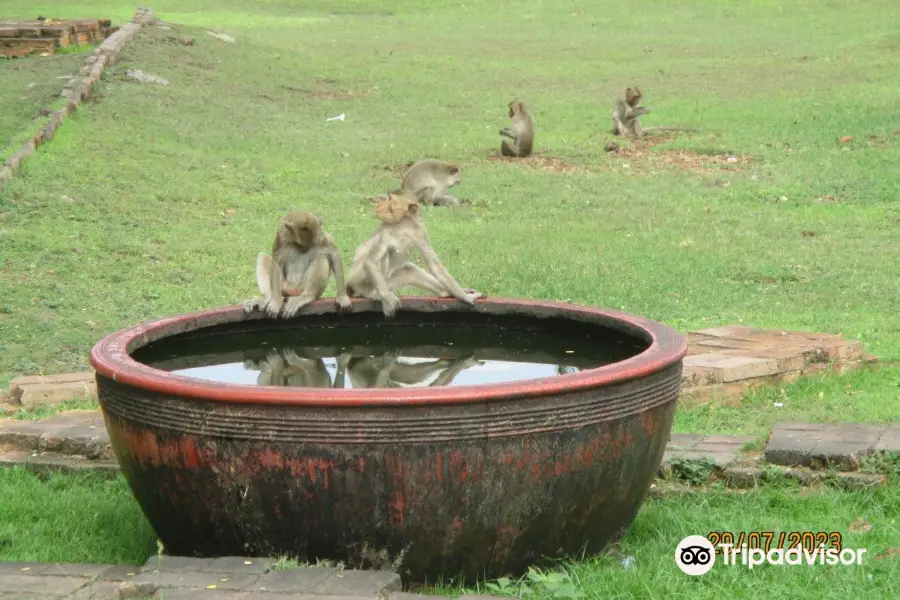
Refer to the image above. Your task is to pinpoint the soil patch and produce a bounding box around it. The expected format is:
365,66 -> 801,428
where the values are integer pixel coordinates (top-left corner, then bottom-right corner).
605,132 -> 751,174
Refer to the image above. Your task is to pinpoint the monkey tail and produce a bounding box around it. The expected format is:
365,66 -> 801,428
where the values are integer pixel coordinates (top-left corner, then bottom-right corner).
255,252 -> 273,296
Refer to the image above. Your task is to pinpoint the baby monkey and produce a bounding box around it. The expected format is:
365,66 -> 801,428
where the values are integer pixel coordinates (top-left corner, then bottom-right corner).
244,211 -> 351,318
345,191 -> 483,318
612,86 -> 650,137
499,100 -> 534,157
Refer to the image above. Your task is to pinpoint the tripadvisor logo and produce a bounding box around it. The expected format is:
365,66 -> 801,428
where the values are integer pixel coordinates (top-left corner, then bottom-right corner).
675,535 -> 716,575
675,535 -> 868,575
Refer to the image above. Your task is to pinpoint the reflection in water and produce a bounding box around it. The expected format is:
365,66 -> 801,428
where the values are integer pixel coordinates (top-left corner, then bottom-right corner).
135,318 -> 647,389
175,347 -> 554,389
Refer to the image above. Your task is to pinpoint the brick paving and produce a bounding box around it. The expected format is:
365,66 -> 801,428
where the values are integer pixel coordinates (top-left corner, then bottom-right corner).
0,18 -> 115,59
660,433 -> 754,471
0,556 -> 490,600
680,324 -> 873,405
765,422 -> 900,470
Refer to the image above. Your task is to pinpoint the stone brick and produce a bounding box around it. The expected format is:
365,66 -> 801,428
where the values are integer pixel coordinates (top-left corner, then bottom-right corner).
64,580 -> 120,600
142,556 -> 214,573
690,325 -> 757,338
721,347 -> 807,372
117,581 -> 158,599
311,569 -> 401,596
0,449 -> 120,475
809,441 -> 871,470
722,466 -> 763,488
127,571 -> 258,591
147,590 -> 238,600
0,574 -> 90,595
201,557 -> 275,576
97,565 -> 141,581
16,381 -> 97,410
666,433 -> 704,450
682,353 -> 779,382
764,428 -> 815,467
256,568 -> 335,593
782,468 -> 824,486
8,372 -> 94,396
765,422 -> 886,469
98,23 -> 141,60
696,435 -> 753,447
692,439 -> 751,453
0,563 -> 53,575
0,411 -> 110,458
0,420 -> 48,450
874,424 -> 900,452
815,339 -> 863,361
681,365 -> 722,387
834,472 -> 886,489
664,449 -> 734,468
42,564 -> 118,578
390,593 -> 449,600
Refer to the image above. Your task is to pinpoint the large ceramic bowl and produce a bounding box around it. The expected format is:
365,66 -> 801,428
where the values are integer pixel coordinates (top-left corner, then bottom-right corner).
89,297 -> 686,584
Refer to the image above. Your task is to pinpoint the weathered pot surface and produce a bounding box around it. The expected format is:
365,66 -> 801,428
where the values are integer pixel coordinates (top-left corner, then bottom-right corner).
90,297 -> 687,584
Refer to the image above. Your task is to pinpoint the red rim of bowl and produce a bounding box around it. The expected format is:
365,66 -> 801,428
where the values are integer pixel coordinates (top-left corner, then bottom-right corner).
89,297 -> 687,407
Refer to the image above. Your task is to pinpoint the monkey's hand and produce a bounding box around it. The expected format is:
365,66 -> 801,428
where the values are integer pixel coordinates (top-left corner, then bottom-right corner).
462,289 -> 485,301
380,291 -> 401,318
335,293 -> 352,312
242,299 -> 261,314
499,128 -> 517,140
264,299 -> 284,318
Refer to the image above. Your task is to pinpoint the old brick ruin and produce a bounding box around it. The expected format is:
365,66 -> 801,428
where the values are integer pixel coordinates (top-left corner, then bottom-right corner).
0,18 -> 116,58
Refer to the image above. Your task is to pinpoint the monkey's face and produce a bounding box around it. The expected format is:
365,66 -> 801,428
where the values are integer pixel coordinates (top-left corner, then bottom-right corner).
447,167 -> 461,188
508,101 -> 521,118
626,87 -> 642,106
283,211 -> 320,251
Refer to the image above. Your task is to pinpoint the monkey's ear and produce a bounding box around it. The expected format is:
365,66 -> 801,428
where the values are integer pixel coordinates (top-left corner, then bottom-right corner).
317,216 -> 324,226
407,203 -> 419,217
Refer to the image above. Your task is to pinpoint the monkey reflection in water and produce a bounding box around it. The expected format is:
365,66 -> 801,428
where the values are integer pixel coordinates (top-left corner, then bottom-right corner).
244,348 -> 484,389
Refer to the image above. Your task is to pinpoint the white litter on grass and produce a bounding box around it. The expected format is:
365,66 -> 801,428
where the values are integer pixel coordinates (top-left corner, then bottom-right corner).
326,113 -> 346,122
206,31 -> 235,43
126,69 -> 169,86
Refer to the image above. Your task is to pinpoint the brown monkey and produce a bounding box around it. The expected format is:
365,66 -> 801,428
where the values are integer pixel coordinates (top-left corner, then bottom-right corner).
345,191 -> 483,318
368,160 -> 462,207
612,86 -> 650,137
243,211 -> 351,318
401,159 -> 462,206
612,87 -> 699,137
499,100 -> 534,157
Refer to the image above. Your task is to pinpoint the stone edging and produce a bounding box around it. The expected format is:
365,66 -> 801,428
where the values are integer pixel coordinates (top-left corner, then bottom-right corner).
0,7 -> 154,193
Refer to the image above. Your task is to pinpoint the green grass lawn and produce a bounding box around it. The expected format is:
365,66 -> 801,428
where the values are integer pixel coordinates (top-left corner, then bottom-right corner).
0,0 -> 899,595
